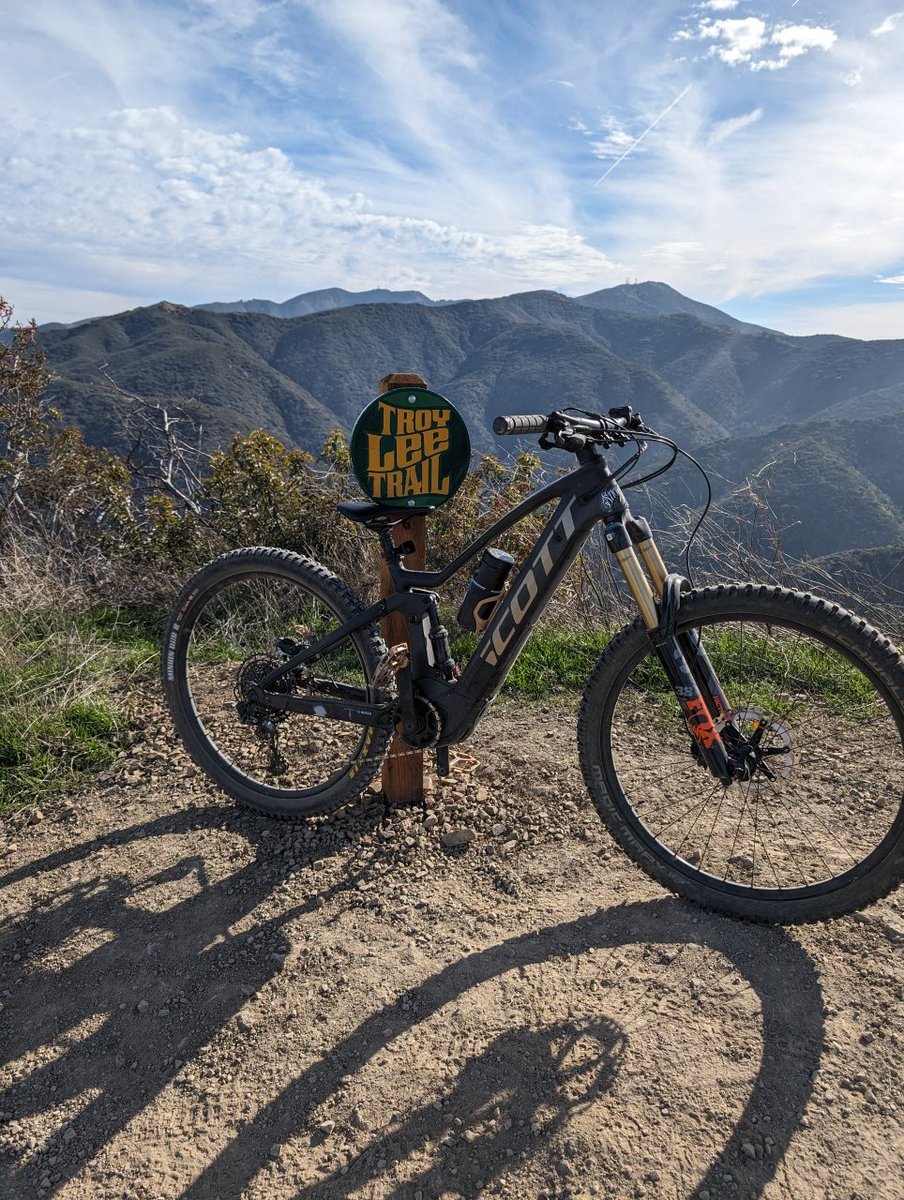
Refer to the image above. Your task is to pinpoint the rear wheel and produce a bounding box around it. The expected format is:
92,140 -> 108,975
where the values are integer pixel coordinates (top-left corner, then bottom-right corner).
161,547 -> 392,817
579,585 -> 904,922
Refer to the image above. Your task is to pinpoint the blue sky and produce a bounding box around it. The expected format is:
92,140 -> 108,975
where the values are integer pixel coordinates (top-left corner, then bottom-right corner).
2,0 -> 904,336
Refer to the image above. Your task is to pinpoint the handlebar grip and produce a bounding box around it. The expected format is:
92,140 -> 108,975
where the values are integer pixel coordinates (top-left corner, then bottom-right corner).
493,414 -> 548,436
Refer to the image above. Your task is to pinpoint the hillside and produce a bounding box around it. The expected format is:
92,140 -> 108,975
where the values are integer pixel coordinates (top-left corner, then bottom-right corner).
36,285 -> 904,562
41,291 -> 726,454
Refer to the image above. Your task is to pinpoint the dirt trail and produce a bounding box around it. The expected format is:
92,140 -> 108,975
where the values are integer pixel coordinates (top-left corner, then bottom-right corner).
1,699 -> 902,1200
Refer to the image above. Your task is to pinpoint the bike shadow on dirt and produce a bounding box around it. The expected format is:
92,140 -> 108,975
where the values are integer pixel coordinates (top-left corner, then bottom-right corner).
178,899 -> 824,1200
0,800 -> 396,1197
0,803 -> 825,1200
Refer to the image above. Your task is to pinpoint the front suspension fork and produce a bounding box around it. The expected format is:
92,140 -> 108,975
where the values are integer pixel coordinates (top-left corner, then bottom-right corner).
610,518 -> 733,784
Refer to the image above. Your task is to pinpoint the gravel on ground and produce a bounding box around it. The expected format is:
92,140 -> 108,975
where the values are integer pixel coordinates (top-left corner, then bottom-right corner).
1,698 -> 902,1200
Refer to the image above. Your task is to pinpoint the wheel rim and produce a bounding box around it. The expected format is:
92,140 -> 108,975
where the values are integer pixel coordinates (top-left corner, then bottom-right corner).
605,613 -> 904,899
181,570 -> 383,798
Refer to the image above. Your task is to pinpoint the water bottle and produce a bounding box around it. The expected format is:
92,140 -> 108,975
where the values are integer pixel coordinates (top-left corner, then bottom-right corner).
457,548 -> 515,633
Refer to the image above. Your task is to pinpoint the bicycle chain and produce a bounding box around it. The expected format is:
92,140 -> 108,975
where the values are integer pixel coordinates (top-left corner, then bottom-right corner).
358,695 -> 443,767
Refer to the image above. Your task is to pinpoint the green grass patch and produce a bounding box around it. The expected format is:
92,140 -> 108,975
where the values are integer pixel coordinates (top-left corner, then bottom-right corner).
449,625 -> 616,699
625,626 -> 881,719
449,620 -> 880,713
0,605 -> 164,811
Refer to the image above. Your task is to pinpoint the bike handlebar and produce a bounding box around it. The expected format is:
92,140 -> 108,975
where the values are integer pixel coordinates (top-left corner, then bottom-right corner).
493,408 -> 639,440
492,414 -> 549,435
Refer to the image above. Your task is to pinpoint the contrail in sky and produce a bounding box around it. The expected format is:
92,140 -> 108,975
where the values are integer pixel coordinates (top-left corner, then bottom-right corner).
593,83 -> 693,187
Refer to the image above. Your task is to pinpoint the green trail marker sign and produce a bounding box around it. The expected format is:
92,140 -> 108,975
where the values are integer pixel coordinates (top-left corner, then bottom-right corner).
349,386 -> 470,509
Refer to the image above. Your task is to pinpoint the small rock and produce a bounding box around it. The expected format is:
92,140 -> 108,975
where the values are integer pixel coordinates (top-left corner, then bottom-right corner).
318,1120 -> 335,1137
62,1128 -> 76,1144
136,1000 -> 149,1014
269,1142 -> 282,1160
741,1142 -> 756,1159
441,828 -> 476,848
350,1107 -> 366,1130
490,823 -> 508,837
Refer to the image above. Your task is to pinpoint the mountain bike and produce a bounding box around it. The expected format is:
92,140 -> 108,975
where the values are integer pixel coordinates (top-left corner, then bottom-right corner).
161,408 -> 904,922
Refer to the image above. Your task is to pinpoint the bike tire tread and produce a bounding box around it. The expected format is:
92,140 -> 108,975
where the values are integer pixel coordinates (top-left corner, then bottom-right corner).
577,583 -> 904,924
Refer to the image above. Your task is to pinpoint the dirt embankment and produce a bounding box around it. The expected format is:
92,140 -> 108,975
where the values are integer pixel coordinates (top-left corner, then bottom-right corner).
1,700 -> 902,1200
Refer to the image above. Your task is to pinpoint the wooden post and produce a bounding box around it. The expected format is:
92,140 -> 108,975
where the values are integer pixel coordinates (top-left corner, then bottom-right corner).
377,371 -> 428,805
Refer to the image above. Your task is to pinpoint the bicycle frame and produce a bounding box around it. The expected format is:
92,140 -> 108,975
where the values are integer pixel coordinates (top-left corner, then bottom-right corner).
253,443 -> 735,782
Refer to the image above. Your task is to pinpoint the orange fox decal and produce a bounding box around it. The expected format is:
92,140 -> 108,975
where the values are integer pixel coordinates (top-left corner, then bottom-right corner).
684,696 -> 720,748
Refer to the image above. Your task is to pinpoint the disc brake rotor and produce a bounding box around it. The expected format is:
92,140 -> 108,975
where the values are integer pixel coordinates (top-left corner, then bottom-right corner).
720,705 -> 795,785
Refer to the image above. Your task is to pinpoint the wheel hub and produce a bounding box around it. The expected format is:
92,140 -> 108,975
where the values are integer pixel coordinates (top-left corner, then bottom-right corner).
719,706 -> 794,785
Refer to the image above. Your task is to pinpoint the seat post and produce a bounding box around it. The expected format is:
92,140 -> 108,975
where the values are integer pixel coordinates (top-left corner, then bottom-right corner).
376,523 -> 397,564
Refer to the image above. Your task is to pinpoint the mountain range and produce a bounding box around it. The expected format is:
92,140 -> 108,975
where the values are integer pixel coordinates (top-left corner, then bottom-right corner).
194,286 -> 454,319
34,281 -> 904,575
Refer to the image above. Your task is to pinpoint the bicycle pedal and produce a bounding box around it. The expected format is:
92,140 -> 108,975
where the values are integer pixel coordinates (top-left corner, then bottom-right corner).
372,643 -> 410,689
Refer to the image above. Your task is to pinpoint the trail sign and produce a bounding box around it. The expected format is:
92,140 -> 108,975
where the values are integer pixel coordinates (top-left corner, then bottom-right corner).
349,386 -> 470,509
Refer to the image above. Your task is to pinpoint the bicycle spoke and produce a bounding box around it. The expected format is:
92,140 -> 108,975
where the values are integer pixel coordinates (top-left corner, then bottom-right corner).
608,609 -> 901,895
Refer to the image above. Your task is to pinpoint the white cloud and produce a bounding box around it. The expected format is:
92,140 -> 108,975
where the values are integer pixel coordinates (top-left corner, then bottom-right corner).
770,24 -> 837,60
589,116 -> 638,159
694,16 -> 836,71
878,274 -> 904,285
588,49 -> 904,307
700,1 -> 739,10
706,106 -> 763,145
697,17 -> 767,65
872,12 -> 904,36
0,107 -> 618,321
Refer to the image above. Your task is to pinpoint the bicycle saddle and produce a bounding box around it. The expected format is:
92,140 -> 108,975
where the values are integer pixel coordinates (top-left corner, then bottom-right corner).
337,500 -> 435,526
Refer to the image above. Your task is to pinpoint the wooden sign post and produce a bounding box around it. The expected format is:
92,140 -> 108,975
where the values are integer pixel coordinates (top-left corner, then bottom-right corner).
349,372 -> 471,806
377,372 -> 429,805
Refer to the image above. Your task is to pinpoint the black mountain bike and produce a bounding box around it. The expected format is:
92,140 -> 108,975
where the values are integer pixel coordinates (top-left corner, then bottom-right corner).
161,408 -> 904,922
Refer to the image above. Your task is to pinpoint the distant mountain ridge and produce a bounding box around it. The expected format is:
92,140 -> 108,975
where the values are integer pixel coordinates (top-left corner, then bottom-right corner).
34,282 -> 904,565
194,287 -> 455,319
576,281 -> 773,334
190,280 -> 772,330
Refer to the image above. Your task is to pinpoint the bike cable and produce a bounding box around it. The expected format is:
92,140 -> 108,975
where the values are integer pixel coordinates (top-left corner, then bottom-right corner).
553,407 -> 713,585
623,431 -> 712,586
565,409 -> 713,586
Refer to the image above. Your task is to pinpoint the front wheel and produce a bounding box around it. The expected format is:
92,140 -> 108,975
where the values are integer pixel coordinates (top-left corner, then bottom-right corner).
161,547 -> 392,817
579,584 -> 904,922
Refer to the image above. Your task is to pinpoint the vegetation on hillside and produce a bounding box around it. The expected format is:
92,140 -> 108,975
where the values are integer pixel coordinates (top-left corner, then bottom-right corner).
37,284 -> 904,566
2,295 -> 902,810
